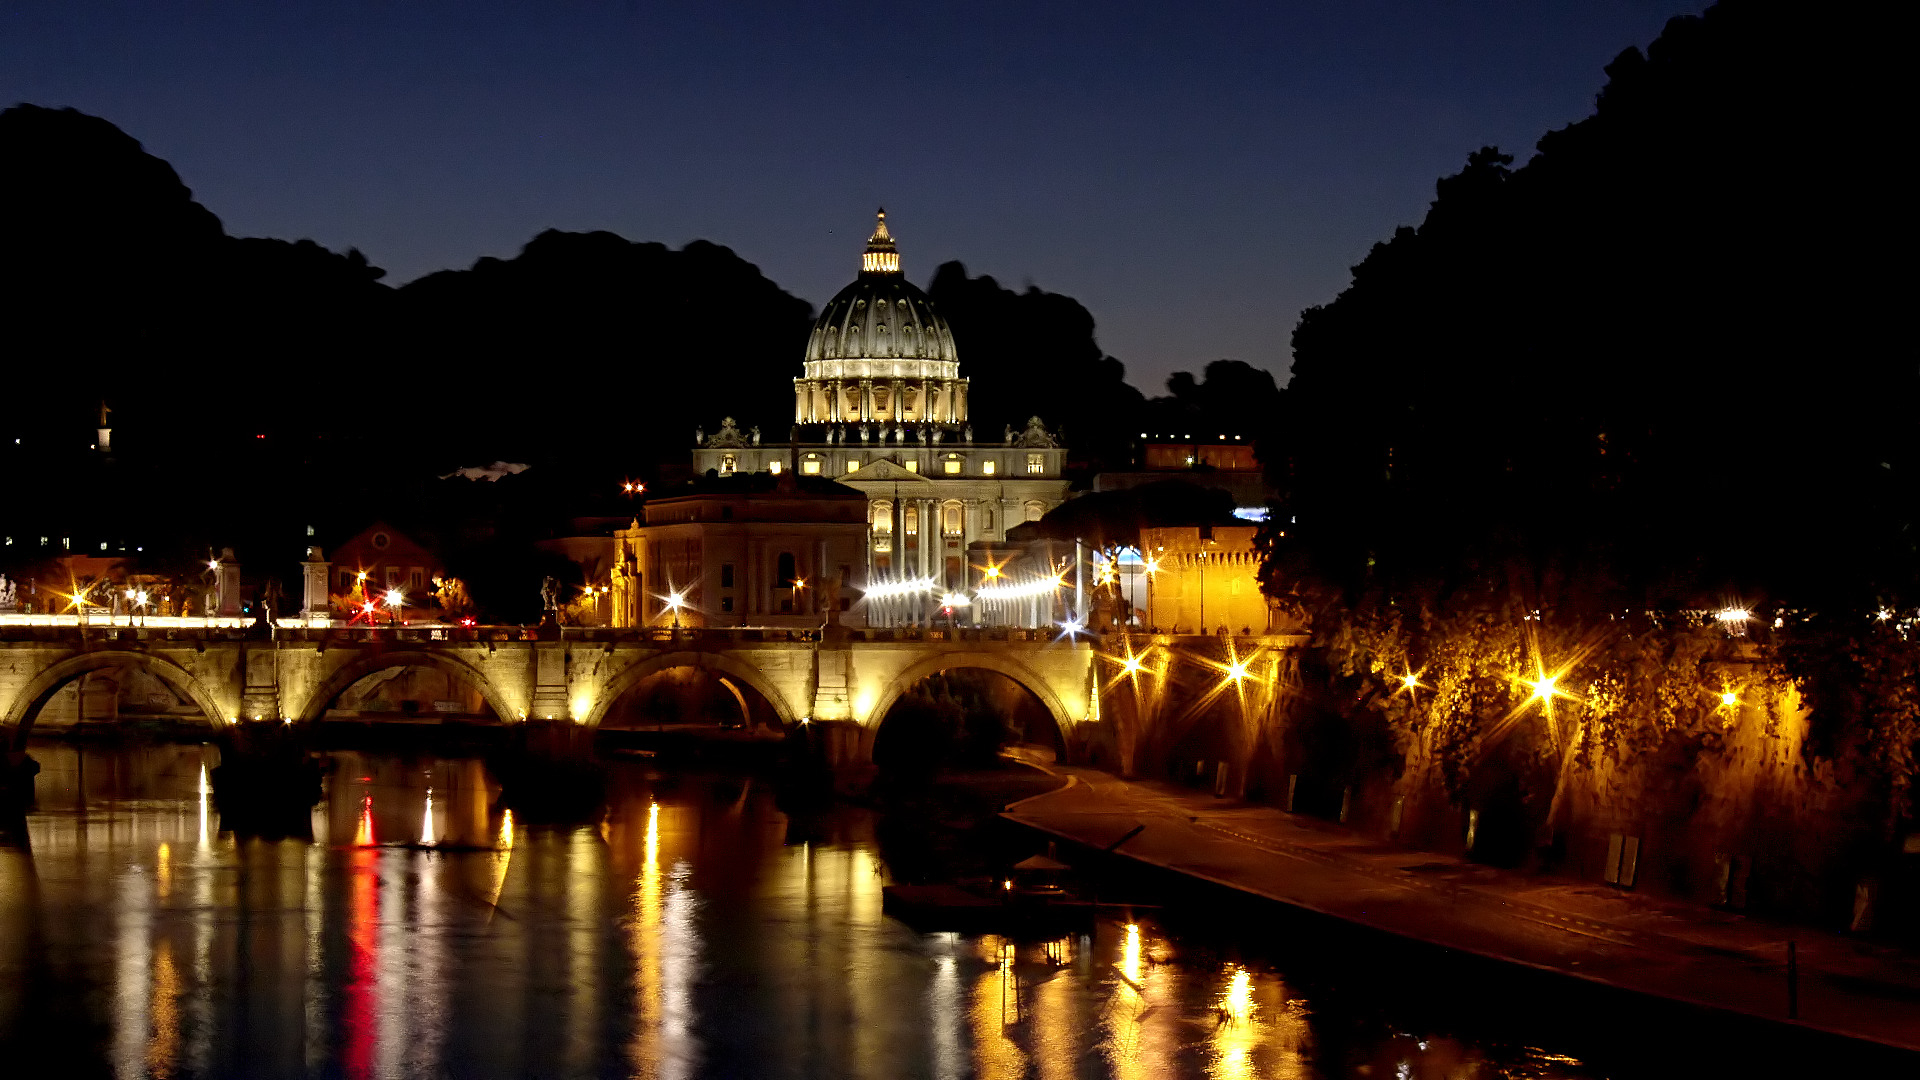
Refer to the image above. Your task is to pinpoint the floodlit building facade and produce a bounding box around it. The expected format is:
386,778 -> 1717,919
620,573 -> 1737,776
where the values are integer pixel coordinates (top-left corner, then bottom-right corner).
1136,526 -> 1271,635
690,211 -> 1072,626
611,477 -> 870,629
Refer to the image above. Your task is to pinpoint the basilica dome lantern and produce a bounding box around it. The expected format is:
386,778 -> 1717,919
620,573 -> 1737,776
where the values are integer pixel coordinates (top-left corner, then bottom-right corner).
794,210 -> 967,427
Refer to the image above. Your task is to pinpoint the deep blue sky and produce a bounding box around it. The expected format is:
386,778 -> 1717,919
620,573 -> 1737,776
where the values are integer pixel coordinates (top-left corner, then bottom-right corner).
2,1 -> 1706,392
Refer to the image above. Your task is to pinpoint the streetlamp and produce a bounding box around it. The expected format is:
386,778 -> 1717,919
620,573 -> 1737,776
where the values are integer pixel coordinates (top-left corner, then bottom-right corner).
1142,553 -> 1161,633
665,590 -> 685,630
385,588 -> 404,628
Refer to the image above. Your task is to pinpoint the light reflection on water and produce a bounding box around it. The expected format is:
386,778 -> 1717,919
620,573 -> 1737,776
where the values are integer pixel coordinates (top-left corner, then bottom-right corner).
0,743 -> 1619,1079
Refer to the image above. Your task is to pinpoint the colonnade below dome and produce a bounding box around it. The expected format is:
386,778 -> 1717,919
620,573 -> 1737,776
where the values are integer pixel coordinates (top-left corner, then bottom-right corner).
793,374 -> 969,425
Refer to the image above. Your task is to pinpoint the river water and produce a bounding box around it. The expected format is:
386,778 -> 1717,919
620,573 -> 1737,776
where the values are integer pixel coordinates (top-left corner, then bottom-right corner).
0,743 -> 1710,1078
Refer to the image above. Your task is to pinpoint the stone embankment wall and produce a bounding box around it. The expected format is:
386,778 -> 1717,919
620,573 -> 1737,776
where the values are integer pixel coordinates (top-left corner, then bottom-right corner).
1088,635 -> 1916,936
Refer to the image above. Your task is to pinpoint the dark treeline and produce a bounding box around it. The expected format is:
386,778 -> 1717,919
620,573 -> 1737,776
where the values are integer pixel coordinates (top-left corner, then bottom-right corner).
1266,0 -> 1910,614
0,102 -> 1248,610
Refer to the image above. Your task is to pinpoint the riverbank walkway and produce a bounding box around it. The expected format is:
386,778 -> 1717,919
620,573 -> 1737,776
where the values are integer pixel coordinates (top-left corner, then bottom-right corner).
1002,762 -> 1920,1053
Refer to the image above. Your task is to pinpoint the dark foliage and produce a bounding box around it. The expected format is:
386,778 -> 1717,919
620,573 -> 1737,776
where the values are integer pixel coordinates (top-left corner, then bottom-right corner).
1268,0 -> 1912,613
395,229 -> 815,472
926,261 -> 1145,474
1139,359 -> 1282,441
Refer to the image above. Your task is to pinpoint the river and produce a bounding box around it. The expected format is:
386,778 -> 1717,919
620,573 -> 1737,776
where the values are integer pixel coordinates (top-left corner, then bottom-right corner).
0,742 -> 1703,1078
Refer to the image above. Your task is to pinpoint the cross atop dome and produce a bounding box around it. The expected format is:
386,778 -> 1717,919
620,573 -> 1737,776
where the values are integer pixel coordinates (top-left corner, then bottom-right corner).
861,207 -> 900,274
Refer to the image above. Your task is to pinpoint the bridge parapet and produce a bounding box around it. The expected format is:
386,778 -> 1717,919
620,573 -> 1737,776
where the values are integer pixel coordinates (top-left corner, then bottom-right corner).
1,623 -> 1104,769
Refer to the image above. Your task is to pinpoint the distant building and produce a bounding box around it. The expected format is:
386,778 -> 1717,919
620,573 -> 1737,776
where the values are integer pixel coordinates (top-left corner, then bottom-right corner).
326,522 -> 444,617
611,476 -> 871,629
1094,431 -> 1269,511
688,211 -> 1072,626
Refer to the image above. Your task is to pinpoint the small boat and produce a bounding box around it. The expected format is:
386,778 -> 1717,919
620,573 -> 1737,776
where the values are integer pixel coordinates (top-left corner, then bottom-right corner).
883,855 -> 1154,934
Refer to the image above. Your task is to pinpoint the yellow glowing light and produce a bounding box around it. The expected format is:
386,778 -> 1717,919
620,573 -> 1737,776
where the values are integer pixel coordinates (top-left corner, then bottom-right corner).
1221,964 -> 1254,1021
1121,656 -> 1144,675
356,570 -> 368,581
1720,691 -> 1738,707
1121,924 -> 1142,985
1528,674 -> 1558,701
792,578 -> 806,590
384,588 -> 404,608
207,559 -> 219,571
666,591 -> 685,609
1716,607 -> 1751,623
1401,673 -> 1421,691
1144,557 -> 1161,575
1227,660 -> 1250,682
984,566 -> 1001,579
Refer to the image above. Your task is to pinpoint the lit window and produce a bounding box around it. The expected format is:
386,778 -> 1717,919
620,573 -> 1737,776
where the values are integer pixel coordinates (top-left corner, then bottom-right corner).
802,455 -> 822,475
871,502 -> 892,532
982,460 -> 996,476
720,453 -> 737,475
768,460 -> 782,475
943,503 -> 962,534
943,457 -> 962,475
846,458 -> 859,472
904,459 -> 918,473
1027,453 -> 1045,475
904,507 -> 918,534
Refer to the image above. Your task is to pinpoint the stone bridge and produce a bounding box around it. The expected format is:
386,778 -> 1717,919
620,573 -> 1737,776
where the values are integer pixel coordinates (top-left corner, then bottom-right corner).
0,624 -> 1098,764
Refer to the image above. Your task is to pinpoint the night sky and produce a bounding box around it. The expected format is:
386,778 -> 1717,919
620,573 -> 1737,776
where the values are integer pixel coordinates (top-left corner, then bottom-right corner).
2,1 -> 1705,391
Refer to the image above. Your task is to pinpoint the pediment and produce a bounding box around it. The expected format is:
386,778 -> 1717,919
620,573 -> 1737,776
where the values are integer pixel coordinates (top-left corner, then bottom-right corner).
836,458 -> 930,483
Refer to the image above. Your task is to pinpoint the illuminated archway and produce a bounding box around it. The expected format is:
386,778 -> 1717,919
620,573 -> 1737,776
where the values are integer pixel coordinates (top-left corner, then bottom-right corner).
865,651 -> 1072,739
3,652 -> 225,748
585,651 -> 800,729
298,651 -> 517,725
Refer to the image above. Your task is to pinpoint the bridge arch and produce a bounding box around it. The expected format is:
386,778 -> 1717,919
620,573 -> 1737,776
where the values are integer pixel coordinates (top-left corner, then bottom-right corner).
585,650 -> 800,729
297,650 -> 519,725
3,651 -> 226,748
864,650 -> 1075,739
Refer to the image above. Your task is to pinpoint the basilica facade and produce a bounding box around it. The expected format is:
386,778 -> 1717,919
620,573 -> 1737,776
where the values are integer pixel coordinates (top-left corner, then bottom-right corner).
688,212 -> 1072,625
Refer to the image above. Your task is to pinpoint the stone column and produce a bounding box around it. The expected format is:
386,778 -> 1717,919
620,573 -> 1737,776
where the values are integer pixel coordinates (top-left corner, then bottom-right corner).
939,380 -> 954,423
888,379 -> 904,423
215,553 -> 242,617
814,539 -> 828,617
859,379 -> 874,422
919,378 -> 931,423
891,497 -> 907,626
300,547 -> 330,620
795,379 -> 806,424
955,380 -> 969,422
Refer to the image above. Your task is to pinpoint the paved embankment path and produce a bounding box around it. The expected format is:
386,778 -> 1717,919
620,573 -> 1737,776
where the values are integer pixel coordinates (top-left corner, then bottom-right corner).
1002,763 -> 1920,1053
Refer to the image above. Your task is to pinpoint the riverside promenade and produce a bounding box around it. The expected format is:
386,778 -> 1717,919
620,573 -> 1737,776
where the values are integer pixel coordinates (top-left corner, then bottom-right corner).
1002,762 -> 1920,1055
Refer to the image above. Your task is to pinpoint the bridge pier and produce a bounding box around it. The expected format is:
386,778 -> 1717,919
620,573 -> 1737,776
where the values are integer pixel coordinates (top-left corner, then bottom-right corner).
490,719 -> 605,821
209,720 -> 323,838
0,750 -> 39,814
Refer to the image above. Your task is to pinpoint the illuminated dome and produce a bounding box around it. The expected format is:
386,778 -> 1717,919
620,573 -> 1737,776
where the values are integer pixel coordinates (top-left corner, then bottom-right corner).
803,209 -> 959,378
